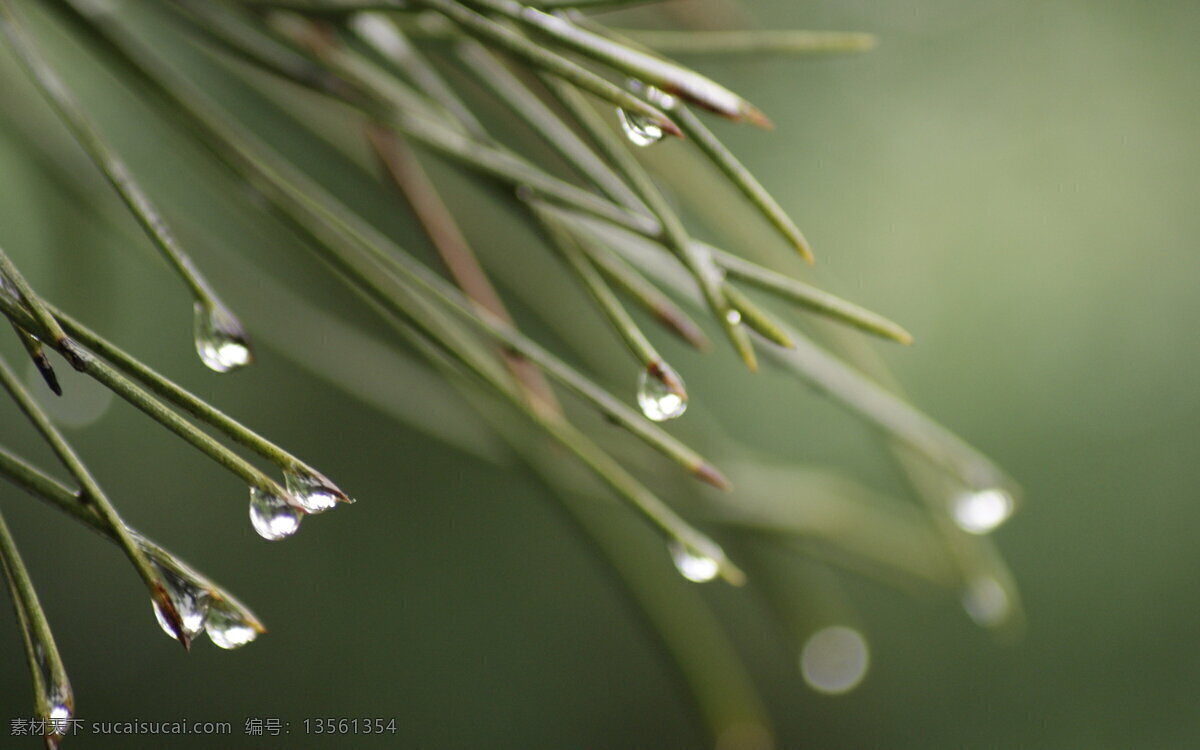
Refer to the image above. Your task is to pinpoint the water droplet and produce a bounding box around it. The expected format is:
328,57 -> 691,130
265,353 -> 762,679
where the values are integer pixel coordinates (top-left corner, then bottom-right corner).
800,626 -> 870,695
151,564 -> 210,642
249,487 -> 302,541
47,704 -> 72,737
640,83 -> 678,110
618,109 -> 665,147
725,309 -> 743,325
962,576 -> 1011,627
617,81 -> 678,147
193,302 -> 253,373
668,538 -> 721,583
205,600 -> 260,650
637,365 -> 687,422
951,488 -> 1014,534
32,647 -> 73,740
283,466 -> 352,514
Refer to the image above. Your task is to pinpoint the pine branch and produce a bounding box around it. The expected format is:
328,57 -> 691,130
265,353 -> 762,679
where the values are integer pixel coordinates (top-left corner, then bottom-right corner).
0,0 -> 1023,726
0,0 -> 253,373
0,508 -> 73,746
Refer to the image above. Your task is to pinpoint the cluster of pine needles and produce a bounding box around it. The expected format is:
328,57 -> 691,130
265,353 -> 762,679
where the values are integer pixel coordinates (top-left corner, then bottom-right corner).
0,0 -> 1020,746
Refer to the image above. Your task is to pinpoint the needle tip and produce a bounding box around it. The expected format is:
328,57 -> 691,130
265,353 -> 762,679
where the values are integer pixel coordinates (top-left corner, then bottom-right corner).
795,240 -> 816,265
742,104 -> 774,130
720,564 -> 747,587
693,462 -> 732,491
660,116 -> 684,139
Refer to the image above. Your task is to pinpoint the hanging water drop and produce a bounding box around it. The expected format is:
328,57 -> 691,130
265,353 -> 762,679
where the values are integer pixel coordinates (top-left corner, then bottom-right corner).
637,364 -> 688,422
151,565 -> 210,643
668,538 -> 721,583
47,703 -> 72,739
725,309 -> 743,325
249,487 -> 302,541
950,488 -> 1014,534
205,600 -> 261,650
962,576 -> 1011,627
283,466 -> 352,514
800,626 -> 870,695
193,302 -> 253,373
617,81 -> 678,147
33,645 -> 73,742
618,108 -> 665,147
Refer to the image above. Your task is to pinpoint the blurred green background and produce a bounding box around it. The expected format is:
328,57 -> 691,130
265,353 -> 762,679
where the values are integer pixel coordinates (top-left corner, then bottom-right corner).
1,0 -> 1198,747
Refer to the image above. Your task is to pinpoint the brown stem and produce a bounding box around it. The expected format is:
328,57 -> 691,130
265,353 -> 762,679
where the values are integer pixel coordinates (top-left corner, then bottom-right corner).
366,124 -> 563,421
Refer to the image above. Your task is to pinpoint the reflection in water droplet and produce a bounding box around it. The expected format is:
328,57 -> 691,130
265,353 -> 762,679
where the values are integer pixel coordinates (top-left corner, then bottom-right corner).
34,646 -> 72,740
951,488 -> 1014,534
962,576 -> 1010,627
193,302 -> 253,373
205,600 -> 260,650
800,626 -> 870,695
725,309 -> 743,325
151,564 -> 210,642
668,539 -> 721,583
618,109 -> 665,147
249,487 -> 302,541
637,365 -> 687,422
283,467 -> 351,514
617,81 -> 678,147
46,703 -> 72,740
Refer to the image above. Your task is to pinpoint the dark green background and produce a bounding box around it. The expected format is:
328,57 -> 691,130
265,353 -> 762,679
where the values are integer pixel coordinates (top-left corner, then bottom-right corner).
0,0 -> 1197,747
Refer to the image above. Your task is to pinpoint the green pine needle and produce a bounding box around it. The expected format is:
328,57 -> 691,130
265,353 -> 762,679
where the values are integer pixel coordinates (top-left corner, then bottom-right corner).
0,0 -> 1020,738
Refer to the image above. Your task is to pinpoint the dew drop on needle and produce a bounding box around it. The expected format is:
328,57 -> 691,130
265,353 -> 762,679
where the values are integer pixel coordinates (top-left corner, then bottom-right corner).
151,564 -> 210,642
194,302 -> 253,374
205,600 -> 260,650
283,467 -> 352,514
249,487 -> 302,541
617,81 -> 678,147
951,488 -> 1014,534
637,364 -> 688,422
668,538 -> 721,583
